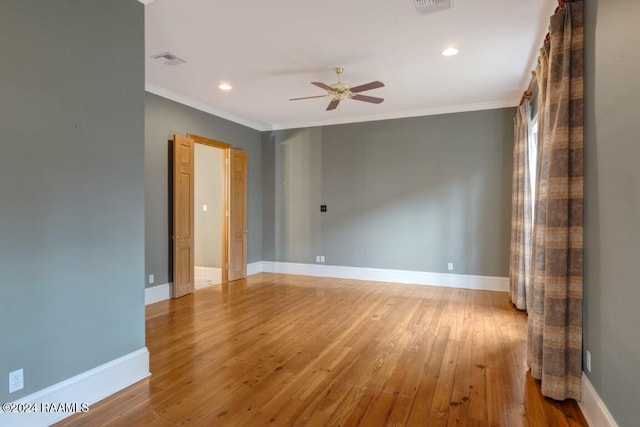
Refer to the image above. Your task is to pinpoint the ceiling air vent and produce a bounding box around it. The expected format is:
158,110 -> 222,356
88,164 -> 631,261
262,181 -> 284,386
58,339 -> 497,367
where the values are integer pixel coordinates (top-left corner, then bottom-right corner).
151,52 -> 185,65
414,0 -> 452,15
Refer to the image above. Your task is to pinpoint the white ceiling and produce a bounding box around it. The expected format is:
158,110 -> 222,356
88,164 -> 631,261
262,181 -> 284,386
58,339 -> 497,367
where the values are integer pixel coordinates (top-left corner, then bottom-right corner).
144,0 -> 555,131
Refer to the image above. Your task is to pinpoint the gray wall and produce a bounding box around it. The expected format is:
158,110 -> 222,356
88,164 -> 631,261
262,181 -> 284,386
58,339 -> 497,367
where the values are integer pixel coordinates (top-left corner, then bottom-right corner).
145,93 -> 262,287
263,108 -> 514,277
0,0 -> 145,403
194,144 -> 223,268
584,0 -> 640,425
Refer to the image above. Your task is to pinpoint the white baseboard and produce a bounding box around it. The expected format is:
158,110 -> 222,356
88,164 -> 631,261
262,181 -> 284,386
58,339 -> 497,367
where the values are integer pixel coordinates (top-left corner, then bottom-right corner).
146,263 -> 261,304
247,261 -> 263,276
579,372 -> 619,427
195,266 -> 222,289
147,262 -> 501,304
145,283 -> 171,305
145,264 -> 259,304
0,348 -> 150,427
259,261 -> 508,292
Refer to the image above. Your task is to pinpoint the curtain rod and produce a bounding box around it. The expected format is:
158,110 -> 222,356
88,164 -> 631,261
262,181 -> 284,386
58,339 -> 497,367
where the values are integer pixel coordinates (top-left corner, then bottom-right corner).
519,70 -> 537,106
519,0 -> 576,106
558,0 -> 576,10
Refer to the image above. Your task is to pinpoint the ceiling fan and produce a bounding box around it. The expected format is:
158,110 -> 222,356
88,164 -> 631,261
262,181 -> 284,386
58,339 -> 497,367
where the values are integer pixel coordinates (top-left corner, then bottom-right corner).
289,67 -> 385,111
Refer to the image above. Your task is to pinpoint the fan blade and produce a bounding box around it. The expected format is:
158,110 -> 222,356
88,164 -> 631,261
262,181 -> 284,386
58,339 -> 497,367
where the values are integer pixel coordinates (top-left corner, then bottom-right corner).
311,81 -> 334,91
326,99 -> 340,111
350,80 -> 385,93
289,95 -> 330,101
351,94 -> 384,104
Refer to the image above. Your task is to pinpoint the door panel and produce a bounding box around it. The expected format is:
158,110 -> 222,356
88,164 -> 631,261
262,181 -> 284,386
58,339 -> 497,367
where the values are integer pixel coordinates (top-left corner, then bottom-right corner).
228,149 -> 247,281
172,135 -> 195,298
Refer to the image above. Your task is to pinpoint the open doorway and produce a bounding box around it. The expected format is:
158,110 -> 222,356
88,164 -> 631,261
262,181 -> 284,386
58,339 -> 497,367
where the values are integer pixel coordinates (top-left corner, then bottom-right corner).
194,143 -> 224,289
172,133 -> 247,299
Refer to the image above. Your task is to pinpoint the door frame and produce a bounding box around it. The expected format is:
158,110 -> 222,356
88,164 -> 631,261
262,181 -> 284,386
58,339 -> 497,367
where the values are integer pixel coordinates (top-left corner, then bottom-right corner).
187,134 -> 231,284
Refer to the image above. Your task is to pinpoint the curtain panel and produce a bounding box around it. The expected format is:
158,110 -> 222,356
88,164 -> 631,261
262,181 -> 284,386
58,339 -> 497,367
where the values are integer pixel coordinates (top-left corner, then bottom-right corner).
509,101 -> 533,311
527,1 -> 584,401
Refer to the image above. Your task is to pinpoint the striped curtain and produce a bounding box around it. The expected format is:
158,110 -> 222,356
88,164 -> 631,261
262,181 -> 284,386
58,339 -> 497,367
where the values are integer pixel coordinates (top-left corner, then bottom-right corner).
509,100 -> 533,311
527,1 -> 584,401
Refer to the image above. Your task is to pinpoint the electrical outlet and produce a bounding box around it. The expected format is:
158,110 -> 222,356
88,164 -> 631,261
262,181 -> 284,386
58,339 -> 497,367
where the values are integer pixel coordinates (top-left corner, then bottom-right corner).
148,274 -> 154,284
316,256 -> 321,263
586,350 -> 592,372
447,262 -> 454,271
9,369 -> 23,393
320,256 -> 325,263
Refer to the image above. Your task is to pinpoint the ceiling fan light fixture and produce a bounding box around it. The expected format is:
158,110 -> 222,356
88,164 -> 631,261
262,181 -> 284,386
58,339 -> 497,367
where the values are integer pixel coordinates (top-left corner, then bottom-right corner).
219,83 -> 232,91
442,47 -> 459,57
290,67 -> 385,111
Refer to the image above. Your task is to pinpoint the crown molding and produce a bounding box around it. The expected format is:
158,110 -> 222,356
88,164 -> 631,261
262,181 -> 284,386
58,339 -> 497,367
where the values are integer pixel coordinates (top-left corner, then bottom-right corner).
269,99 -> 516,130
146,82 -> 515,132
145,82 -> 271,131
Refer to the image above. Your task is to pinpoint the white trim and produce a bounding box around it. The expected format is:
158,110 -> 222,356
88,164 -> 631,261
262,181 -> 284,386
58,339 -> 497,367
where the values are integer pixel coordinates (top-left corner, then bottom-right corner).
146,81 -> 514,132
145,83 -> 271,131
144,262 -> 500,304
259,261 -> 508,292
194,267 -> 222,289
579,372 -> 619,427
138,0 -> 156,5
247,261 -> 263,276
144,265 -> 260,303
270,100 -> 515,131
145,282 -> 171,305
0,348 -> 150,427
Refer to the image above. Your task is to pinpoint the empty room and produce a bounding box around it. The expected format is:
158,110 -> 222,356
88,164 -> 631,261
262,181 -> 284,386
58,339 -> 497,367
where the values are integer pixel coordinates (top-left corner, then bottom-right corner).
1,0 -> 638,426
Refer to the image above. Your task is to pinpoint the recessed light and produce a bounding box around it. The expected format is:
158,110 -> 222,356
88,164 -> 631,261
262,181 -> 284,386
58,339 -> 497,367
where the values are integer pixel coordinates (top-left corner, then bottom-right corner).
442,47 -> 459,57
219,83 -> 232,91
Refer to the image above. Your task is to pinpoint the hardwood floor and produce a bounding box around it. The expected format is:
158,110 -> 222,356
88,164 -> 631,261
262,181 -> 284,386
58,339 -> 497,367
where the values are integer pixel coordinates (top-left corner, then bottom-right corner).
58,273 -> 587,426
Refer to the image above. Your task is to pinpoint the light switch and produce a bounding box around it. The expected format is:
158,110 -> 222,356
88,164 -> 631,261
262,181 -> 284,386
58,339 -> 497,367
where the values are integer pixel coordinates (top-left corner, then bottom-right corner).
202,204 -> 208,212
